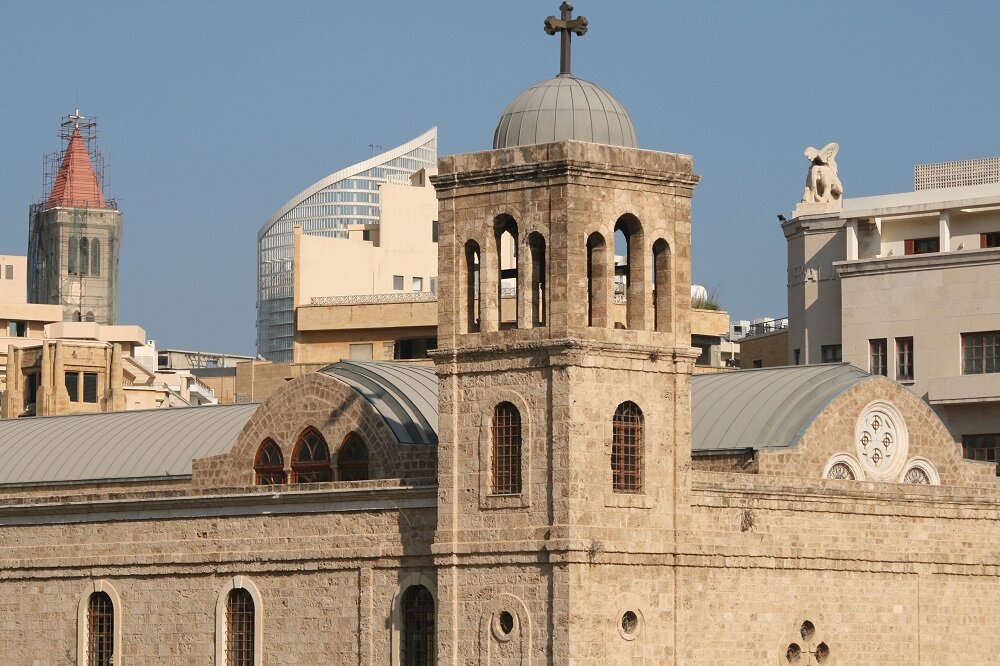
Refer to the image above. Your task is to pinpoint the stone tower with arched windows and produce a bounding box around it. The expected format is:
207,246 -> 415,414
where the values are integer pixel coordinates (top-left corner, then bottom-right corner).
28,110 -> 122,325
430,10 -> 700,659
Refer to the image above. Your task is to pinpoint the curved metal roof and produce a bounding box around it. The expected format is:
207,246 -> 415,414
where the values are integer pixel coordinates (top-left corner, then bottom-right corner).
321,361 -> 438,445
691,364 -> 871,453
0,404 -> 259,486
493,76 -> 637,149
258,127 -> 438,241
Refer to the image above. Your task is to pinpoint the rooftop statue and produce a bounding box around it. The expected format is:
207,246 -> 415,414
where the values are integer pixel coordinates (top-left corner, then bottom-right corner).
802,143 -> 843,204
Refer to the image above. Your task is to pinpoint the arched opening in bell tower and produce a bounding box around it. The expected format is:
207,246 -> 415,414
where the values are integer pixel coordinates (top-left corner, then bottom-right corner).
494,215 -> 519,329
586,232 -> 608,327
614,215 -> 645,330
527,232 -> 546,327
652,238 -> 672,333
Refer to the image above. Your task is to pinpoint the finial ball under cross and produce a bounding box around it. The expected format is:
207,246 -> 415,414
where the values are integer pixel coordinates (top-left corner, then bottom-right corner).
544,2 -> 588,77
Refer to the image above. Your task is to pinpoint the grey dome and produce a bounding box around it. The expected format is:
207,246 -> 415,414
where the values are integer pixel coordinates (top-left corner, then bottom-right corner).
493,75 -> 637,149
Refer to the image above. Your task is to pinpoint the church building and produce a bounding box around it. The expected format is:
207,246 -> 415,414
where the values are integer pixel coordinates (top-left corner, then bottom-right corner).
0,5 -> 998,665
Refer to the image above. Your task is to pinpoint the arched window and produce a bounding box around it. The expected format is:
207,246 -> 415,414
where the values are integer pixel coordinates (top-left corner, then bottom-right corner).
79,237 -> 90,276
614,215 -> 645,330
87,592 -> 114,666
91,238 -> 101,277
215,577 -> 262,666
491,402 -> 522,495
73,310 -> 82,322
226,588 -> 255,666
401,585 -> 435,666
85,311 -> 95,322
291,428 -> 332,483
652,239 -> 671,332
495,216 -> 518,329
465,241 -> 481,333
68,235 -> 80,274
612,401 -> 643,494
338,434 -> 369,481
527,232 -> 546,327
586,232 -> 608,327
254,439 -> 285,485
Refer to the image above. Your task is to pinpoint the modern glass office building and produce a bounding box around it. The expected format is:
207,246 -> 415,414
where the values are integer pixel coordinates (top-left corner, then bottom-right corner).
256,128 -> 438,361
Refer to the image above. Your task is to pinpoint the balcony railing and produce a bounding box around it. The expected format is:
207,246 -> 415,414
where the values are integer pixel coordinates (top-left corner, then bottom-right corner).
745,317 -> 789,338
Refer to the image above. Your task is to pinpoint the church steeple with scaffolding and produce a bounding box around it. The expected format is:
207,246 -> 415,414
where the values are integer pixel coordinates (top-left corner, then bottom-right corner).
28,109 -> 122,325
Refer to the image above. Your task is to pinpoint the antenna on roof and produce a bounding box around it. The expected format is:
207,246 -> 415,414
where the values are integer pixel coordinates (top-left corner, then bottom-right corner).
369,143 -> 383,156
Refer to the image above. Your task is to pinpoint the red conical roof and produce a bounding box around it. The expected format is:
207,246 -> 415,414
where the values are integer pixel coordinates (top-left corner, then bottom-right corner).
45,128 -> 107,209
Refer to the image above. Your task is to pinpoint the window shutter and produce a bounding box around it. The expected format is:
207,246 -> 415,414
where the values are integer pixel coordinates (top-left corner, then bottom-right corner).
904,239 -> 915,255
983,233 -> 989,249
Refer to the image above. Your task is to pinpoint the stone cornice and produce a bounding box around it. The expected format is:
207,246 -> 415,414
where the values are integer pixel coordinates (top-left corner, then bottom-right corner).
0,484 -> 437,526
431,159 -> 699,194
835,246 -> 1000,277
430,337 -> 700,367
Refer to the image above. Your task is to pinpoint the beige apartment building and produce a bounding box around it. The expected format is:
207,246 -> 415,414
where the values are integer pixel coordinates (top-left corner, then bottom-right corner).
783,157 -> 1000,459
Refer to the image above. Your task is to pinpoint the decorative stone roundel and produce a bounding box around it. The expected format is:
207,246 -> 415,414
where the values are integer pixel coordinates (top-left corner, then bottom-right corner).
854,401 -> 908,482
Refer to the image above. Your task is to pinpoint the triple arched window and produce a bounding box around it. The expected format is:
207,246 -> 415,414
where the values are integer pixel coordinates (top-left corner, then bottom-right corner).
611,401 -> 644,494
67,236 -> 101,276
255,431 -> 369,485
462,215 -> 547,333
587,216 -> 671,332
491,402 -> 522,495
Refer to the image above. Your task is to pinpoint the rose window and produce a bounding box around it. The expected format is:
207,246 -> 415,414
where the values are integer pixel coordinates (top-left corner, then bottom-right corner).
855,401 -> 908,481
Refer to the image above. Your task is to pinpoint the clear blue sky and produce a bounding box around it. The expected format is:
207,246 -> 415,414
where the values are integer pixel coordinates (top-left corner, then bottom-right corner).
2,1 -> 999,354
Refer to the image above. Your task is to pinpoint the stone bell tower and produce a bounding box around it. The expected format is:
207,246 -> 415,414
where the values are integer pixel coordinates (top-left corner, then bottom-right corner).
430,4 -> 699,663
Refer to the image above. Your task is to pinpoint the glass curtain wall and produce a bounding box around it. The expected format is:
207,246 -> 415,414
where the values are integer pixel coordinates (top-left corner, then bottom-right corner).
256,128 -> 437,361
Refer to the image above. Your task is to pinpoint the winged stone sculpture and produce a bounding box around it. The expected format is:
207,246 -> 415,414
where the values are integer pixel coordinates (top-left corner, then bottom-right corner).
802,143 -> 843,204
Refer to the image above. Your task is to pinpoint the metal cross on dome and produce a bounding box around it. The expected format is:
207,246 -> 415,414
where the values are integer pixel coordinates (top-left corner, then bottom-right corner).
544,2 -> 588,77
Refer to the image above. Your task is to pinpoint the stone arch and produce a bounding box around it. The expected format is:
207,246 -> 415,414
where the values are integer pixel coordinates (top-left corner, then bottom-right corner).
586,231 -> 610,328
214,575 -> 263,666
652,238 -> 672,333
77,579 -> 122,666
478,593 -> 533,666
220,373 -> 435,487
464,239 -> 482,333
391,572 -> 438,666
478,388 -> 533,509
614,214 -> 646,330
494,214 -> 519,329
525,231 -> 546,327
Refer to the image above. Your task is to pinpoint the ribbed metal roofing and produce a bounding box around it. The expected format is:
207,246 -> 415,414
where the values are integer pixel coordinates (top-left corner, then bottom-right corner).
493,76 -> 637,149
692,364 -> 871,453
0,404 -> 259,486
321,361 -> 438,445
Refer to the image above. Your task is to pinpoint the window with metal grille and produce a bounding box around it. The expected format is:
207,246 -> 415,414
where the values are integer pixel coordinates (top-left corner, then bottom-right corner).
338,434 -> 369,481
962,331 -> 1000,374
896,337 -> 914,380
869,339 -> 887,376
491,402 -> 522,495
254,439 -> 285,485
87,591 -> 114,666
226,588 -> 255,666
401,585 -> 435,666
291,428 -> 332,483
612,401 -> 643,494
